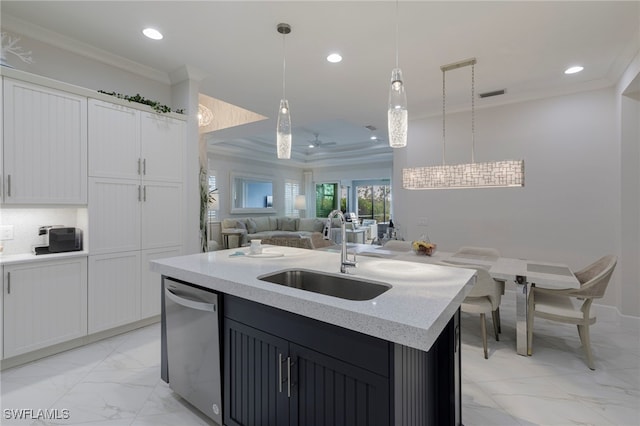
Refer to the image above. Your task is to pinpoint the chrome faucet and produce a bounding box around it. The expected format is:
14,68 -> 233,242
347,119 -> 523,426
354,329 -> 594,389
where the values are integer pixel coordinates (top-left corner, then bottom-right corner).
325,210 -> 357,273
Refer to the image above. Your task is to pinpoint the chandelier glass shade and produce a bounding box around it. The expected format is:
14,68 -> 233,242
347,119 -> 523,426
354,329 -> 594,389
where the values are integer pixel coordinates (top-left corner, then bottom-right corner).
276,23 -> 292,159
277,99 -> 291,159
402,58 -> 524,190
387,0 -> 407,148
388,68 -> 408,148
197,104 -> 213,127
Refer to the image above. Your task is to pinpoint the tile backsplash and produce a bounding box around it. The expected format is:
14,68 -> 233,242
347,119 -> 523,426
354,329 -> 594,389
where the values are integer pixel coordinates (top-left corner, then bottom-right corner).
0,207 -> 88,255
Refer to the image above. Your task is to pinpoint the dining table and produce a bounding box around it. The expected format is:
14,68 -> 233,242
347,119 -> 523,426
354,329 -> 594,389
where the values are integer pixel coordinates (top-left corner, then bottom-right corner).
329,243 -> 581,356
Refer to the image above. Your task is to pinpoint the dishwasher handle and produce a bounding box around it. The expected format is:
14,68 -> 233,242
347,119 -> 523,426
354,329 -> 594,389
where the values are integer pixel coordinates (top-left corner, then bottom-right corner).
165,287 -> 217,312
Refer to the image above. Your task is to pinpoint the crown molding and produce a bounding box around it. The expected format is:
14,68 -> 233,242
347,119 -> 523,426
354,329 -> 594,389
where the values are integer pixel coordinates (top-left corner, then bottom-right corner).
2,14 -> 171,84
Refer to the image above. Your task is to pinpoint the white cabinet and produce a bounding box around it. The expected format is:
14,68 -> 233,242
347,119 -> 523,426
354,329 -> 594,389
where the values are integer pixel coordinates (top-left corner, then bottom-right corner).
87,98 -> 185,331
2,78 -> 87,204
88,251 -> 141,333
88,100 -> 140,180
3,258 -> 88,358
88,99 -> 184,255
141,246 -> 182,319
140,112 -> 184,182
88,99 -> 184,182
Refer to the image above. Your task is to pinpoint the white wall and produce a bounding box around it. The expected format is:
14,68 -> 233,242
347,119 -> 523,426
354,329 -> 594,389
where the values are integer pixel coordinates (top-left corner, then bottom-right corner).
618,51 -> 640,318
394,87 -> 623,310
208,153 -> 304,218
3,34 -> 173,107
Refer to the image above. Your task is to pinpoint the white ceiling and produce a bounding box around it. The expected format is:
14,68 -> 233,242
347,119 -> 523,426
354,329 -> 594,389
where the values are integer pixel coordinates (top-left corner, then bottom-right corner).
2,1 -> 639,167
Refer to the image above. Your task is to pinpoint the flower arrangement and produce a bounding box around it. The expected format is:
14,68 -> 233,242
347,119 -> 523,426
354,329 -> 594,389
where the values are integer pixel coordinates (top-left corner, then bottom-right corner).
412,240 -> 436,256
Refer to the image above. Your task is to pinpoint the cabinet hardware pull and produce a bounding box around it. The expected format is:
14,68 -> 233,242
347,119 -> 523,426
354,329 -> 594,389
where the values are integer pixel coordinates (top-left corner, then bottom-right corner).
287,356 -> 294,398
143,159 -> 146,175
143,185 -> 147,202
7,272 -> 10,294
7,175 -> 11,197
138,185 -> 142,202
137,158 -> 142,175
278,353 -> 283,393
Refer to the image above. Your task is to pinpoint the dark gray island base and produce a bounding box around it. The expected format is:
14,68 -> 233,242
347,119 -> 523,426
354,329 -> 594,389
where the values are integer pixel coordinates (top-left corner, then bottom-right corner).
161,277 -> 462,426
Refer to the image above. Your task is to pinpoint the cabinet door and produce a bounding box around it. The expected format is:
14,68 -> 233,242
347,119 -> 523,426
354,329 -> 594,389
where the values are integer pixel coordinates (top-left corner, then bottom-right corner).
89,177 -> 141,254
3,79 -> 87,204
140,246 -> 182,319
88,99 -> 141,179
3,258 -> 88,358
141,181 -> 182,249
88,252 -> 141,333
290,343 -> 390,426
141,113 -> 184,183
224,319 -> 290,426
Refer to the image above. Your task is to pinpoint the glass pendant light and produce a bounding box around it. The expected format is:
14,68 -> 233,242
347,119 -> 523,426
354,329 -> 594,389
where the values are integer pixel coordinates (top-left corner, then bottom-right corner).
276,23 -> 292,159
388,0 -> 407,148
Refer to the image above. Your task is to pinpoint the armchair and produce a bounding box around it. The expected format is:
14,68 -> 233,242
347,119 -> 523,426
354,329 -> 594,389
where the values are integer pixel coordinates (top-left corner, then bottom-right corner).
526,255 -> 617,370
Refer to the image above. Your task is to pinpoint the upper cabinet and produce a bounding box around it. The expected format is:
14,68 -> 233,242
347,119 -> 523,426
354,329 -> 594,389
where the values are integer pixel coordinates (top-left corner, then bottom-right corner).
2,78 -> 88,204
87,99 -> 185,255
88,99 -> 183,183
88,99 -> 141,180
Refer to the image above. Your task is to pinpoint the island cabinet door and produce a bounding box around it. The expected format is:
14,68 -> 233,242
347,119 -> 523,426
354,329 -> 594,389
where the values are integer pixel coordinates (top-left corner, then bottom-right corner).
289,343 -> 390,426
224,319 -> 290,426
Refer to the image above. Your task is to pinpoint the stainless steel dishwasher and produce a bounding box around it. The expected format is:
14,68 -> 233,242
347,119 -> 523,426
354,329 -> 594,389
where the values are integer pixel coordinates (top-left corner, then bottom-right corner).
164,277 -> 222,424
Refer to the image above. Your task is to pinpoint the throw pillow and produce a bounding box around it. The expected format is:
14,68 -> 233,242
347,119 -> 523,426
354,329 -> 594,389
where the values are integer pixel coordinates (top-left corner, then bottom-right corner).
235,220 -> 247,230
246,218 -> 257,233
279,217 -> 297,232
253,217 -> 271,232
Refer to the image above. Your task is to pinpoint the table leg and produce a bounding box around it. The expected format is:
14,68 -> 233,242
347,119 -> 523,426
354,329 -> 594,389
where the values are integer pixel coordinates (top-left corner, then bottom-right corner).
515,275 -> 530,356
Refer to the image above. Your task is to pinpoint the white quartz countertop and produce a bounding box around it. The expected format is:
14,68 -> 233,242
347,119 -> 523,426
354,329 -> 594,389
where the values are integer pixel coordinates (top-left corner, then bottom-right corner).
150,246 -> 475,352
0,250 -> 89,265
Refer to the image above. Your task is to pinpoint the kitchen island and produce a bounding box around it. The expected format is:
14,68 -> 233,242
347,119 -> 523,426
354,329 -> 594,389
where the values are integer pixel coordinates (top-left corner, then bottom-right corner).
151,245 -> 475,426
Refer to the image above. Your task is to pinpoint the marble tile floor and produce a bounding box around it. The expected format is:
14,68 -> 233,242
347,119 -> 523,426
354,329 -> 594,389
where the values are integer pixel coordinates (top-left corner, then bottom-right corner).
1,293 -> 638,426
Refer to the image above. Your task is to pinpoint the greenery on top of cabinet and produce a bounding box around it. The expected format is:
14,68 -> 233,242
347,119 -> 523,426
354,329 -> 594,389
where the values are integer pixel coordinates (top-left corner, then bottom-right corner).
97,90 -> 185,114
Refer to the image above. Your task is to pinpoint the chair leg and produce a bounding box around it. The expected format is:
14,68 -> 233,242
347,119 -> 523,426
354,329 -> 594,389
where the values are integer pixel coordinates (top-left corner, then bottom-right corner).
495,307 -> 502,334
527,291 -> 535,356
578,323 -> 595,370
491,310 -> 500,341
480,313 -> 488,359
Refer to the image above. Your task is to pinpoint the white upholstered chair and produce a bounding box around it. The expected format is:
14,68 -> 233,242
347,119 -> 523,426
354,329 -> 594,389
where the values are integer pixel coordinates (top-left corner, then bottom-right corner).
440,261 -> 503,359
527,255 -> 617,370
454,246 -> 505,331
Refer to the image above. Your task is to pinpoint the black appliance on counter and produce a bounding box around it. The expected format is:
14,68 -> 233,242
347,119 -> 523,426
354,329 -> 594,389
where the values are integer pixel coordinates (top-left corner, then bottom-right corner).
34,227 -> 83,255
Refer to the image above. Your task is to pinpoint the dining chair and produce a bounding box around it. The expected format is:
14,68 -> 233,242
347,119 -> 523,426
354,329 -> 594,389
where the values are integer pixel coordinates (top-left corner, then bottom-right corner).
439,261 -> 502,359
526,255 -> 617,370
454,246 -> 505,331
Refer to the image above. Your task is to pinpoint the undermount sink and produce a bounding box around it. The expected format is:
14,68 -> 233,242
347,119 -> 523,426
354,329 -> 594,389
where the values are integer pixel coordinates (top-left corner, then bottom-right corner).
258,269 -> 392,301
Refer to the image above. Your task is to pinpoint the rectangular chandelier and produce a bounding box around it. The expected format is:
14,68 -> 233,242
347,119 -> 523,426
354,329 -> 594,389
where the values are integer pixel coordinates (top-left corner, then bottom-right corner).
402,160 -> 524,190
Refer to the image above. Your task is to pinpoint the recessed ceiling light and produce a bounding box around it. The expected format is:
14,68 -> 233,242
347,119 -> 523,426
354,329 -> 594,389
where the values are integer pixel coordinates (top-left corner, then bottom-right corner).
327,53 -> 342,63
564,65 -> 584,75
143,28 -> 163,40
370,136 -> 378,140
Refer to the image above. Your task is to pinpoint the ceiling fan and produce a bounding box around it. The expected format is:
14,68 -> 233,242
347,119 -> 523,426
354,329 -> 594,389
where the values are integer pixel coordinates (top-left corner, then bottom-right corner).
307,133 -> 337,149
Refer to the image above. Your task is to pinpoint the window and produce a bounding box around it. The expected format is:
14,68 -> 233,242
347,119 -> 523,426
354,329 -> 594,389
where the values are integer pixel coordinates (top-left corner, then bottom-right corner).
315,183 -> 338,218
356,180 -> 391,222
284,179 -> 301,218
208,172 -> 218,221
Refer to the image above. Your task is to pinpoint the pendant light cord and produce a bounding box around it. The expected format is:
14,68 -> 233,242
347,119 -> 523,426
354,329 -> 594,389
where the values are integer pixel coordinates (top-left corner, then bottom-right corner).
395,0 -> 399,68
471,62 -> 475,164
282,33 -> 286,99
442,69 -> 446,166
